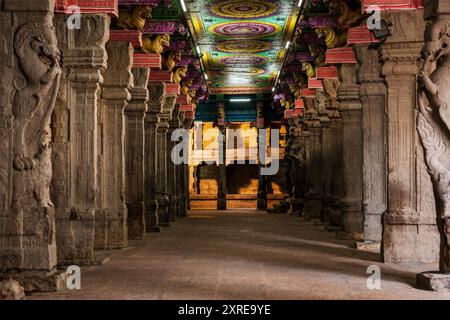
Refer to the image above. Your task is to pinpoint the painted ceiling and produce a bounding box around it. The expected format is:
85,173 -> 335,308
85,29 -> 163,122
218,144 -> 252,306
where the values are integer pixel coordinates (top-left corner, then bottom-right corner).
186,0 -> 300,95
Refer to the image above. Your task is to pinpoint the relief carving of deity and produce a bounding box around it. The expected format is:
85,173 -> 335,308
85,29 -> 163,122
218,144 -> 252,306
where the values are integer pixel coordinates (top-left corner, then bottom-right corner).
417,18 -> 450,272
11,22 -> 61,209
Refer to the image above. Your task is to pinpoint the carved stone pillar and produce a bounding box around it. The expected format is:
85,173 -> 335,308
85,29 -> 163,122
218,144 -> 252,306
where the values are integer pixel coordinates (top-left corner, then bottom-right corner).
328,111 -> 344,227
354,45 -> 387,244
156,94 -> 176,226
337,64 -> 364,240
52,13 -> 110,264
125,67 -> 149,239
144,84 -> 164,232
167,103 -> 181,222
96,41 -> 133,249
380,10 -> 439,263
317,92 -> 332,222
0,0 -> 63,289
257,127 -> 268,210
416,1 -> 450,290
321,78 -> 343,226
218,126 -> 228,210
303,98 -> 322,220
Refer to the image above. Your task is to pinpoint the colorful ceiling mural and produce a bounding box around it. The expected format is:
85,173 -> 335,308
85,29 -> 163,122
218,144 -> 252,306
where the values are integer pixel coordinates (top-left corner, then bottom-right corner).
185,0 -> 300,95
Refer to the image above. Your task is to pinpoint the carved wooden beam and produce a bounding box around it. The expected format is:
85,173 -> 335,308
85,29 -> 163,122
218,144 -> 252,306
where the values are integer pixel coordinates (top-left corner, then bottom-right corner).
179,104 -> 195,112
295,99 -> 305,109
347,26 -> 380,45
316,66 -> 339,79
109,30 -> 142,48
361,0 -> 423,11
164,83 -> 180,95
177,94 -> 189,105
133,52 -> 161,68
301,88 -> 316,98
308,79 -> 324,90
55,0 -> 119,16
149,70 -> 172,82
325,47 -> 357,64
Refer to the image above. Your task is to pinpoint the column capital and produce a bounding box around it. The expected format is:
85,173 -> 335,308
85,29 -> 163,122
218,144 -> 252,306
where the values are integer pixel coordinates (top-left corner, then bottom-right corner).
126,67 -> 150,114
55,14 -> 110,71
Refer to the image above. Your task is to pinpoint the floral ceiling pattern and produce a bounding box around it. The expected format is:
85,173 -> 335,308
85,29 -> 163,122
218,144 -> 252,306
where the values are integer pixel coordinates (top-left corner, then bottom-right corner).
186,0 -> 300,95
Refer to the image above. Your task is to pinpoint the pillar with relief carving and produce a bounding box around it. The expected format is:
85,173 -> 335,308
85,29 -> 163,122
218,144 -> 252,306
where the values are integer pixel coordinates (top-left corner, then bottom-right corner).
416,0 -> 450,290
337,63 -> 364,240
302,97 -> 322,220
353,44 -> 387,245
125,67 -> 149,239
95,40 -> 133,250
167,102 -> 181,222
380,8 -> 439,263
144,83 -> 164,232
0,0 -> 64,290
156,89 -> 177,226
52,9 -> 111,265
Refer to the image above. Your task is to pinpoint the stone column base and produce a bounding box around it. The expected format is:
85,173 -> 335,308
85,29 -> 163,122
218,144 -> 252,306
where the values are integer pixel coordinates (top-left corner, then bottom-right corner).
127,202 -> 146,240
302,195 -> 322,220
217,198 -> 227,210
417,272 -> 450,292
0,270 -> 67,293
145,202 -> 160,233
94,208 -> 128,250
56,209 -> 95,266
289,198 -> 304,217
341,201 -> 364,237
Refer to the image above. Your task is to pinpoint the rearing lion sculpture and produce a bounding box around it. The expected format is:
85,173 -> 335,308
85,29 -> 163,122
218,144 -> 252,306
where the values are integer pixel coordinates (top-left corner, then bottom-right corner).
417,18 -> 450,272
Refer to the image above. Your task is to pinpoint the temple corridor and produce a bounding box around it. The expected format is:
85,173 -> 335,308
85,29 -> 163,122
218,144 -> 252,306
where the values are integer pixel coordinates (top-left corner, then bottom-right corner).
29,210 -> 450,300
4,0 -> 450,302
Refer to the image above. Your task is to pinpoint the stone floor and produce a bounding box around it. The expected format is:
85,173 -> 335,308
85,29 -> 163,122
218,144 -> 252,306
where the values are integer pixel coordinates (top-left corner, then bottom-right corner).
30,210 -> 450,300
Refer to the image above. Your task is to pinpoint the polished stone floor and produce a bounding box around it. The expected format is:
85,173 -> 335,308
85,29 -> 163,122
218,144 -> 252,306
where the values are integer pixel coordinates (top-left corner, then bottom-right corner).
31,210 -> 450,300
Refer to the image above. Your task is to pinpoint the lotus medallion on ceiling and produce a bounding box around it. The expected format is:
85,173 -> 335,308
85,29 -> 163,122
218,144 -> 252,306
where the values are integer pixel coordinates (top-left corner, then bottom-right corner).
186,0 -> 299,95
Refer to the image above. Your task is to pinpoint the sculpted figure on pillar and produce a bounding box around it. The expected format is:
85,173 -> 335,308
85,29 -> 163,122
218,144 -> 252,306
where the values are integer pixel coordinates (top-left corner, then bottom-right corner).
285,127 -> 307,207
117,6 -> 152,31
163,50 -> 181,71
417,14 -> 450,273
173,66 -> 188,84
328,0 -> 362,27
12,22 -> 61,209
142,34 -> 171,55
315,27 -> 347,49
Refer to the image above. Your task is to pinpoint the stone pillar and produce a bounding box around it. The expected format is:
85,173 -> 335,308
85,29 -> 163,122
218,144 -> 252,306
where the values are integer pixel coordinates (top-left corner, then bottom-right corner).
317,92 -> 332,222
52,13 -> 110,264
0,0 -> 63,288
380,10 -> 439,263
144,83 -> 164,232
416,1 -> 450,290
355,45 -> 387,244
257,165 -> 268,210
96,41 -> 133,249
167,103 -> 181,222
303,98 -> 322,220
328,111 -> 344,227
125,67 -> 149,239
156,94 -> 176,226
337,64 -> 364,240
217,127 -> 228,210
